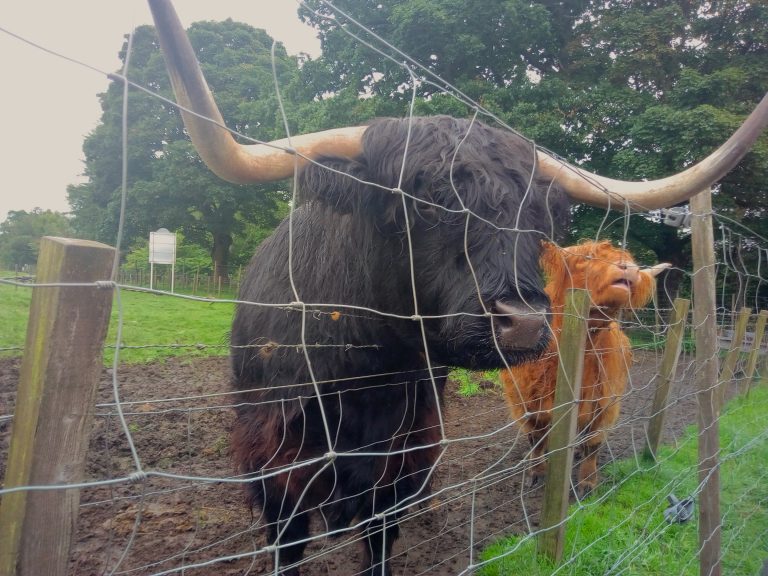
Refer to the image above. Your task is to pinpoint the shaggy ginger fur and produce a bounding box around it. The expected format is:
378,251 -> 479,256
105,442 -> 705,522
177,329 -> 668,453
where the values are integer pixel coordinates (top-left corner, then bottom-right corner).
502,240 -> 669,496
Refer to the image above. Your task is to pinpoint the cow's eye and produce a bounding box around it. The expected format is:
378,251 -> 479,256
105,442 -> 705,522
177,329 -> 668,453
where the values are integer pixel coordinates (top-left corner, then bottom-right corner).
415,199 -> 441,221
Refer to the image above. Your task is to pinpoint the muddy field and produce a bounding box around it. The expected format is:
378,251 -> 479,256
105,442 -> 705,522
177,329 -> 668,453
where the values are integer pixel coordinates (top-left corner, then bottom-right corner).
0,350 -> 707,575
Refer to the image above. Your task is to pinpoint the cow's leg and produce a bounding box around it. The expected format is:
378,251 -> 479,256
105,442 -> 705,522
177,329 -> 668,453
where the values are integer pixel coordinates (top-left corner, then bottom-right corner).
576,439 -> 602,498
361,516 -> 399,576
259,481 -> 310,576
526,430 -> 548,488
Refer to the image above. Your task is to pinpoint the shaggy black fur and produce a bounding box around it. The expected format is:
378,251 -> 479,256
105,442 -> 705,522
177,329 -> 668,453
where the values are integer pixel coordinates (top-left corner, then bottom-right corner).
230,116 -> 569,575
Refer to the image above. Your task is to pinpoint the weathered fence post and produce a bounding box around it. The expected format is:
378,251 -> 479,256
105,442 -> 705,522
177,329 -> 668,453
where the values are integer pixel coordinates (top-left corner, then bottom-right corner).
690,188 -> 721,576
744,310 -> 768,397
718,306 -> 751,406
644,297 -> 690,460
537,288 -> 590,563
759,347 -> 768,382
0,237 -> 115,576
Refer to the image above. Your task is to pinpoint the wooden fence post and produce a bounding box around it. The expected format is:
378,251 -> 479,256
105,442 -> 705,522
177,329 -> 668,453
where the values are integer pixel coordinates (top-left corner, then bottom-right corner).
537,289 -> 590,563
644,297 -> 690,460
759,351 -> 768,383
0,237 -> 115,576
744,310 -> 768,397
690,188 -> 721,576
718,306 -> 751,406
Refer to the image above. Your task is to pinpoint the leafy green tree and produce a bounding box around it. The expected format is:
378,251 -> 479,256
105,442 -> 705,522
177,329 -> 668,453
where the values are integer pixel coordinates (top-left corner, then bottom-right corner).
561,0 -> 767,303
298,0 -> 766,306
300,0 -> 558,101
68,21 -> 303,281
68,2 -> 766,299
0,209 -> 73,269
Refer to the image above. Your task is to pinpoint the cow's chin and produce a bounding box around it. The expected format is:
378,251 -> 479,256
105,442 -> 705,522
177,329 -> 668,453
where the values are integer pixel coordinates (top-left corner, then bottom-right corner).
425,320 -> 551,371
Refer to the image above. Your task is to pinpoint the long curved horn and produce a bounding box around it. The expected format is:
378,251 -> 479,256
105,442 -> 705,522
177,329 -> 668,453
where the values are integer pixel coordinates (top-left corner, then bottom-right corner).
645,262 -> 673,278
536,93 -> 768,211
148,0 -> 767,207
148,0 -> 365,184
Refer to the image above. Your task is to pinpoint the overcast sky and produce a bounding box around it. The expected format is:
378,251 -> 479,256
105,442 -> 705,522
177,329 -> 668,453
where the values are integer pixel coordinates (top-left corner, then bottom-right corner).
0,1 -> 321,223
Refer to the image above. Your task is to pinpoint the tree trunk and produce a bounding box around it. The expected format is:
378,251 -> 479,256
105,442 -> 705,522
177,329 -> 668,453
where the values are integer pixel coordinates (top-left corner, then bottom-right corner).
211,232 -> 232,286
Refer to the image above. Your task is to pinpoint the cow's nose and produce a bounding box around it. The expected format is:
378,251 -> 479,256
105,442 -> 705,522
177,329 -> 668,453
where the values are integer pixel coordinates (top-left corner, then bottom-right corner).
491,300 -> 547,351
622,263 -> 640,286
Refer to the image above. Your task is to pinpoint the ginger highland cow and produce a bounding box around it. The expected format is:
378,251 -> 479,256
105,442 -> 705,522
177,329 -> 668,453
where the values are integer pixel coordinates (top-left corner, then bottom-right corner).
503,240 -> 669,497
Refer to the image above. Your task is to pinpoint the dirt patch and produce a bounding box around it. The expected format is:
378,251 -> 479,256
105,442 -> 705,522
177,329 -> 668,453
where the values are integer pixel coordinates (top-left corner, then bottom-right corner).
0,350 -> 713,575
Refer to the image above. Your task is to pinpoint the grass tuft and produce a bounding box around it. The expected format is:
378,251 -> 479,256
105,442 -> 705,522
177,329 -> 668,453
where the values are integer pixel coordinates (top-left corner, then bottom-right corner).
451,368 -> 501,396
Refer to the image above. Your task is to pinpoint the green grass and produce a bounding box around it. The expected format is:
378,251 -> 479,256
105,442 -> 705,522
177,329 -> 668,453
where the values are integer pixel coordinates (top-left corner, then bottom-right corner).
450,368 -> 501,396
479,384 -> 768,576
0,283 -> 234,364
0,284 -> 33,356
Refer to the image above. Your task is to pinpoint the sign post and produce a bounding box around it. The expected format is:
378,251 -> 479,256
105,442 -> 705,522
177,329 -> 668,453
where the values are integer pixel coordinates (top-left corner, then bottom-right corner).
149,228 -> 177,293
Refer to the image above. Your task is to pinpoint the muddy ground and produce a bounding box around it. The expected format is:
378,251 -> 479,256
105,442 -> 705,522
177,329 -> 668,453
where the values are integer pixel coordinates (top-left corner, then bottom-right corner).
0,350 -> 713,575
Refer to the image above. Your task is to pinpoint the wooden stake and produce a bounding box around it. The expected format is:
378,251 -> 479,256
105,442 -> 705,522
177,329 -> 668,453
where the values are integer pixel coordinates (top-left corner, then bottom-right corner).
644,297 -> 690,460
744,310 -> 768,397
690,189 -> 721,576
0,238 -> 114,576
718,306 -> 751,406
537,288 -> 590,563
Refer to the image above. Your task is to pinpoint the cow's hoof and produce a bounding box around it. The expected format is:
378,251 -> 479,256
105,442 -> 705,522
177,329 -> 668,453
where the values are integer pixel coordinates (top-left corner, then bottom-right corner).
576,480 -> 596,499
527,472 -> 545,489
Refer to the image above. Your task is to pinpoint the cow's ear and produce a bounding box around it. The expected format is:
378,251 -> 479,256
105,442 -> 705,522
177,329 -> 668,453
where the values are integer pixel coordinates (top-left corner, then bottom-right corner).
296,156 -> 375,214
633,263 -> 671,307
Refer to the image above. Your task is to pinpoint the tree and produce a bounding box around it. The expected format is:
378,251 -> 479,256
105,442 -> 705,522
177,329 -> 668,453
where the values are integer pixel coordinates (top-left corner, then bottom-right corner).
68,21 -> 303,282
562,0 -> 767,303
299,0 -> 766,306
0,209 -> 73,269
300,0 -> 558,100
68,2 -> 766,294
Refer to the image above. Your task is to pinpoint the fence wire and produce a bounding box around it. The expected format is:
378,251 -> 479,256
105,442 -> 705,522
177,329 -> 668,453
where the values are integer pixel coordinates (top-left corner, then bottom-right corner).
1,3 -> 767,576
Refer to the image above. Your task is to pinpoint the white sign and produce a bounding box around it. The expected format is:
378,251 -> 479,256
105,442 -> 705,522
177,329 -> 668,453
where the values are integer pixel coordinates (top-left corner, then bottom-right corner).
149,228 -> 176,264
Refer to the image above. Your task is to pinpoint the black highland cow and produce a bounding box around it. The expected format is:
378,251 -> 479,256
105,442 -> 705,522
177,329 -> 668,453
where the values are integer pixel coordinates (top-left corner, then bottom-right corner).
229,117 -> 568,574
148,2 -> 768,574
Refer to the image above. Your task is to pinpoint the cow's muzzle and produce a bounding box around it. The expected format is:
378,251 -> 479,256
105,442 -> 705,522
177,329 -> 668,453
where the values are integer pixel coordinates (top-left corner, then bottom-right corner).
490,300 -> 548,352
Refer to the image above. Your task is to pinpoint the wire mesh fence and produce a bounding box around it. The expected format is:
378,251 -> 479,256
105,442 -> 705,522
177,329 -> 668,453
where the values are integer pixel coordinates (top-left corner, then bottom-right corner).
1,2 -> 767,575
